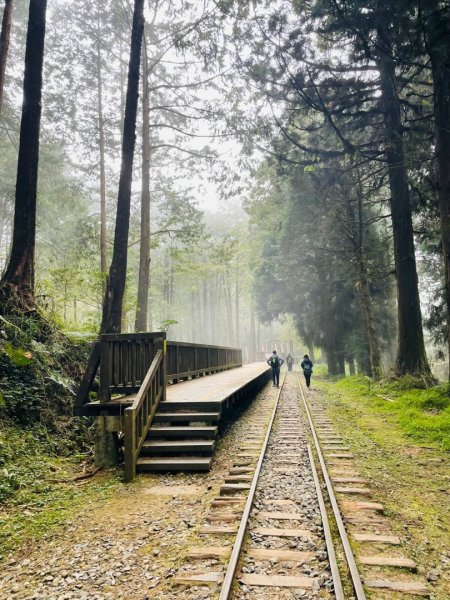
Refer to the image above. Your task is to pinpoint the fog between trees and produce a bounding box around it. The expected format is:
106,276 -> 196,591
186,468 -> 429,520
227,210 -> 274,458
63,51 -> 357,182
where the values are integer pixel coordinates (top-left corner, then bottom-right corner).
1,0 -> 450,380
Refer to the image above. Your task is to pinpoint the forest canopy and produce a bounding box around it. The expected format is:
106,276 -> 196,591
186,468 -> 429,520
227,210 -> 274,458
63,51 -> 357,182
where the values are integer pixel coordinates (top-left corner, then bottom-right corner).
1,0 -> 450,383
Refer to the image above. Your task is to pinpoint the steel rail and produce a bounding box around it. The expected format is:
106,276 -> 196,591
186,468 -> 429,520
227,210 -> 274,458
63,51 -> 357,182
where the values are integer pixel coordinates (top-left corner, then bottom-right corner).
307,443 -> 345,600
297,374 -> 367,600
218,372 -> 287,600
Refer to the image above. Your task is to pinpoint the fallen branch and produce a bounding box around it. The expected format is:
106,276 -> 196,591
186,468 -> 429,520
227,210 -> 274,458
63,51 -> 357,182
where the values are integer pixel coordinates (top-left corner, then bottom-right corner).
72,466 -> 102,482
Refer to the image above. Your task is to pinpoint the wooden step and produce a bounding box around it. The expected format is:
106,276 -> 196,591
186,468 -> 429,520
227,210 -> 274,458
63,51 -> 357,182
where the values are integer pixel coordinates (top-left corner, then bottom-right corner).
147,426 -> 217,439
137,457 -> 211,471
140,440 -> 215,455
153,412 -> 221,423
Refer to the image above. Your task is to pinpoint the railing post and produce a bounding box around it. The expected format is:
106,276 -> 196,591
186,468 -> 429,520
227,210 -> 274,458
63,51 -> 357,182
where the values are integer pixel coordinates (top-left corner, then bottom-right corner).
161,337 -> 167,402
99,339 -> 112,401
124,407 -> 136,482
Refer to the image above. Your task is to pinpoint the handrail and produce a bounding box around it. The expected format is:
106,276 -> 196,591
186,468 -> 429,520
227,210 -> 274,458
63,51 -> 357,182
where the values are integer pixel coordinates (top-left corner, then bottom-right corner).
123,349 -> 164,482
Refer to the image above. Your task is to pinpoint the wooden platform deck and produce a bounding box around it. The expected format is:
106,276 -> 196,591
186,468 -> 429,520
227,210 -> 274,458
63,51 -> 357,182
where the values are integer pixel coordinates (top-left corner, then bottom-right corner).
165,362 -> 271,406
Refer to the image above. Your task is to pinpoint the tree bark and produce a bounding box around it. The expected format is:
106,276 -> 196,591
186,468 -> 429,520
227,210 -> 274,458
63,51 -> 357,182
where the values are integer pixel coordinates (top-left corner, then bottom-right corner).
135,35 -> 151,332
348,356 -> 356,375
0,0 -> 13,116
426,4 -> 450,379
0,0 -> 47,308
101,0 -> 144,334
376,25 -> 431,376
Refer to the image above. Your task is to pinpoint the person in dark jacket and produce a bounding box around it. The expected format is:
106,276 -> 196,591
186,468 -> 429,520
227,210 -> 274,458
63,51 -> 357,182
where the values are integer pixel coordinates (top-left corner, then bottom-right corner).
301,354 -> 313,388
267,350 -> 284,387
286,353 -> 294,372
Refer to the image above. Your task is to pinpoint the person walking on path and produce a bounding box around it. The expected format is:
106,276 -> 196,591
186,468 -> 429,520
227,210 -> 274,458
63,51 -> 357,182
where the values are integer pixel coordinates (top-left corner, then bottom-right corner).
301,354 -> 313,388
267,350 -> 284,387
286,353 -> 294,372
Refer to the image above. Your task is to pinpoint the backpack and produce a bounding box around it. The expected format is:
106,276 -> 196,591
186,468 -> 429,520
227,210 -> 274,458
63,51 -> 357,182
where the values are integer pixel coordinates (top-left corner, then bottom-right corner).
303,362 -> 312,374
270,356 -> 280,368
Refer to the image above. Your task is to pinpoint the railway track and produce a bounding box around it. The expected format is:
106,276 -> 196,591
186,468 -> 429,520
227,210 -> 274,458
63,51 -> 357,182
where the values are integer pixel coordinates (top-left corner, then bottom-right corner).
173,372 -> 430,599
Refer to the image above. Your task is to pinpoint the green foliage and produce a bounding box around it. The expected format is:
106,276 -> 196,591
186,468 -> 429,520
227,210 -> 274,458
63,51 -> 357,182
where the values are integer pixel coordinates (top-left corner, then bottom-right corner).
2,343 -> 32,367
0,313 -> 91,424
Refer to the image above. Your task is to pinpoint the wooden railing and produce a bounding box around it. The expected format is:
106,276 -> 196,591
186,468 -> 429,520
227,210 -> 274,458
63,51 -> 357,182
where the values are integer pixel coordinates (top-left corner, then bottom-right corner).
123,349 -> 164,482
75,333 -> 242,407
167,342 -> 242,382
98,332 -> 165,400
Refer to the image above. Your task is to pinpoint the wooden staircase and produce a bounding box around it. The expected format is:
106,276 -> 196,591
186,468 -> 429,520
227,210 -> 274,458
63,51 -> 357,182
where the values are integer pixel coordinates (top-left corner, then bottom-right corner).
136,400 -> 222,472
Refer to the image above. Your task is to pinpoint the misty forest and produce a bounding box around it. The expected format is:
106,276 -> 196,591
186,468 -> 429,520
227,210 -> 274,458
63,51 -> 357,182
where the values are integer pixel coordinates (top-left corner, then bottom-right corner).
0,0 -> 449,598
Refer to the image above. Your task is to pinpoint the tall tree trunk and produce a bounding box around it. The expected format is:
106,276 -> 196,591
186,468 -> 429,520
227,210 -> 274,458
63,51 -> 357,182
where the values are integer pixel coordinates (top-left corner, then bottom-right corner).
0,0 -> 13,116
348,356 -> 356,375
96,12 -> 107,281
135,36 -> 151,332
0,0 -> 47,309
376,25 -> 431,376
353,170 -> 382,377
426,4 -> 450,378
222,273 -> 234,345
101,0 -> 144,334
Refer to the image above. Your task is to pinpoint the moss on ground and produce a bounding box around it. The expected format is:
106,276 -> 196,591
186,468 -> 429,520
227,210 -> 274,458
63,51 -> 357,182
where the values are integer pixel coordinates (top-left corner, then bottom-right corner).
315,375 -> 450,599
0,421 -> 123,559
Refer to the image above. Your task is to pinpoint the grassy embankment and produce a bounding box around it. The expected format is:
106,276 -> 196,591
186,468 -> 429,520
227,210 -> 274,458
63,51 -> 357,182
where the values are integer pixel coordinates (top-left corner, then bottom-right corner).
0,316 -> 125,559
314,372 -> 450,597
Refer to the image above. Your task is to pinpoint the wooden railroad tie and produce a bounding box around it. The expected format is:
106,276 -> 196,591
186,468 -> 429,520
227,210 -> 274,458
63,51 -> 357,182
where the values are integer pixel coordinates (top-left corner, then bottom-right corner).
363,578 -> 429,596
359,555 -> 417,570
173,572 -> 224,586
187,546 -> 231,559
246,548 -> 315,562
352,533 -> 401,544
334,486 -> 371,495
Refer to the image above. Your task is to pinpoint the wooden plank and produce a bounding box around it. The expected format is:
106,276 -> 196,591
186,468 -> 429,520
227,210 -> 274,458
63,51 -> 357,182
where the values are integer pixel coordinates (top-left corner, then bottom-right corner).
335,487 -> 371,495
359,556 -> 417,569
258,511 -> 304,520
252,527 -> 314,539
173,572 -> 224,585
332,477 -> 370,484
326,453 -> 354,458
205,513 -> 239,522
220,483 -> 251,493
363,579 -> 429,596
343,501 -> 384,511
352,533 -> 401,544
240,574 -> 315,588
187,546 -> 231,559
224,475 -> 253,482
247,549 -> 314,562
200,525 -> 238,535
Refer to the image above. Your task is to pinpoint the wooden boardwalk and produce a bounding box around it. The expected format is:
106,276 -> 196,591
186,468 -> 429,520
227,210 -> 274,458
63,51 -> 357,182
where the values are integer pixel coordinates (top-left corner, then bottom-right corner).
166,362 -> 271,405
138,362 -> 271,473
